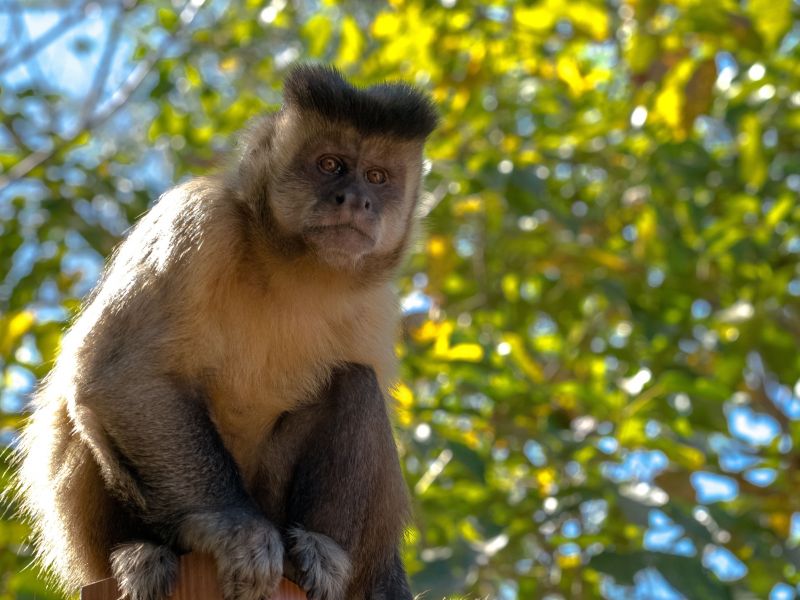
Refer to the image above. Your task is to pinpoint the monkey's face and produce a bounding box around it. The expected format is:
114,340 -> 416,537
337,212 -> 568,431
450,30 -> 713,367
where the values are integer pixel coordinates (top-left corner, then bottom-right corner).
269,122 -> 424,271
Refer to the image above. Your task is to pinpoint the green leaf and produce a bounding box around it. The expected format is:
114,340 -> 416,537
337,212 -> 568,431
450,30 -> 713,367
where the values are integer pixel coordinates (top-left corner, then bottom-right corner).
158,8 -> 178,31
747,0 -> 792,48
447,441 -> 486,484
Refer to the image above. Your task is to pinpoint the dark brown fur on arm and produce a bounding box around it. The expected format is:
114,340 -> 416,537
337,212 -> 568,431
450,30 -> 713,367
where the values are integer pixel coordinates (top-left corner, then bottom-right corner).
257,364 -> 412,599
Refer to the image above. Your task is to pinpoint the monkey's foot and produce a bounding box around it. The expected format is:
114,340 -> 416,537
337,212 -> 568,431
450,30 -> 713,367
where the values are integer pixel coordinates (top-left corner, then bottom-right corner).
288,527 -> 351,600
111,541 -> 178,600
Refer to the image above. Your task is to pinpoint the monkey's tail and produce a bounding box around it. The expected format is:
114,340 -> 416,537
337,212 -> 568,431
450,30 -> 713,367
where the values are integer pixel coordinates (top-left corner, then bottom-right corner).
13,383 -> 110,593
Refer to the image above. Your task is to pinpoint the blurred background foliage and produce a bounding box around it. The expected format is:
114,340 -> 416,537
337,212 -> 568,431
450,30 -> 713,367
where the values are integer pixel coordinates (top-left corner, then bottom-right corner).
1,0 -> 800,598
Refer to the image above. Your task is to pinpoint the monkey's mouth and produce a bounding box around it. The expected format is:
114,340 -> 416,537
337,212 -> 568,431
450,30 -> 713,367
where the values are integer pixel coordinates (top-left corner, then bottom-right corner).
307,223 -> 374,242
304,224 -> 376,259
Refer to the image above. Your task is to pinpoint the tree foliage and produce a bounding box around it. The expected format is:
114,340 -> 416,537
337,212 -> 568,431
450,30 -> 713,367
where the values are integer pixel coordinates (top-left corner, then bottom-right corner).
1,0 -> 800,598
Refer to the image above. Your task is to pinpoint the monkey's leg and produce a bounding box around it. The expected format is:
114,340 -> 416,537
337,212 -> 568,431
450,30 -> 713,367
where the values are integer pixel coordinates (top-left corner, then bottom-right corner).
263,363 -> 413,600
72,380 -> 283,600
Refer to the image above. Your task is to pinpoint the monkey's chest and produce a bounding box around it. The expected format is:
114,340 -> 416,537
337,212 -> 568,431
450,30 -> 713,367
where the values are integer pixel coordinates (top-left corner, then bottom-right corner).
199,286 -> 396,482
208,357 -> 331,482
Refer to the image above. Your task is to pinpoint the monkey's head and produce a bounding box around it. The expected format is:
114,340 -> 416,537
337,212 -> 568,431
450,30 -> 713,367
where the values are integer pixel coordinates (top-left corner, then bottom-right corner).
237,65 -> 438,276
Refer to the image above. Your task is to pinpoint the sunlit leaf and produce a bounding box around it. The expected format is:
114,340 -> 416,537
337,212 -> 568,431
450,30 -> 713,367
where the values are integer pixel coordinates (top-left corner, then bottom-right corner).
739,113 -> 768,190
336,16 -> 364,67
747,0 -> 792,48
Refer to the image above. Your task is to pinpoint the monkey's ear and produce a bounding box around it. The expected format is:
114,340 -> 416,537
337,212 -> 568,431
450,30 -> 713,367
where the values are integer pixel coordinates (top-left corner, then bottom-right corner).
234,114 -> 278,186
237,114 -> 278,160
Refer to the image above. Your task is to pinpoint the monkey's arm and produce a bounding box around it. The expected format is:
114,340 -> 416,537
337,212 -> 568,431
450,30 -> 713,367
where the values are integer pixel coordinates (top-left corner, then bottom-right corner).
72,370 -> 284,600
259,364 -> 412,599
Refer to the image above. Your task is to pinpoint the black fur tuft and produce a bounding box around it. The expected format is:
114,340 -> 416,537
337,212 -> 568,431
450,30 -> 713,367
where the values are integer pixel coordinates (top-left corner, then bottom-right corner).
283,64 -> 439,140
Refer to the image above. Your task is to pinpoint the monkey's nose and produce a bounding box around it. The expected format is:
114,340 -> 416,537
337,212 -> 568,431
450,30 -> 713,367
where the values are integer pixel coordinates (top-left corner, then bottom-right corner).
334,192 -> 371,211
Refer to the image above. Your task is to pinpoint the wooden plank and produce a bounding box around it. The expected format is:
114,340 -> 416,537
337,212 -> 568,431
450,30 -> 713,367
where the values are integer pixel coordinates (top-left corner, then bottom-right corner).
81,575 -> 119,600
81,552 -> 306,600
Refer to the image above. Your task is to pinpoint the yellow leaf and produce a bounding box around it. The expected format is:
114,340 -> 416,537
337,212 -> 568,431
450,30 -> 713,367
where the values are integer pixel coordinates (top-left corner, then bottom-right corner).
396,407 -> 412,427
73,130 -> 91,147
302,14 -> 333,58
2,311 -> 35,354
739,114 -> 767,189
450,88 -> 470,112
219,56 -> 238,72
501,274 -> 519,302
410,320 -> 444,343
193,125 -> 213,144
232,21 -> 253,44
567,2 -> 609,40
675,445 -> 704,469
747,0 -> 792,48
418,321 -> 485,363
444,343 -> 484,362
575,445 -> 596,463
557,56 -> 585,96
618,418 -> 645,445
535,467 -> 557,494
372,12 -> 401,38
503,333 -> 544,383
185,65 -> 201,87
674,417 -> 692,437
623,524 -> 640,539
448,11 -> 471,30
590,357 -> 606,378
391,383 -> 414,409
517,0 -> 608,40
427,235 -> 447,258
769,512 -> 790,536
433,322 -> 454,356
652,59 -> 695,139
637,206 -> 657,241
554,382 -> 577,410
586,248 -> 629,271
765,193 -> 793,229
557,551 -> 581,569
463,431 -> 480,448
452,197 -> 483,216
8,311 -> 34,341
458,519 -> 481,542
654,85 -> 682,133
532,334 -> 562,354
515,4 -> 556,31
336,16 -> 364,68
517,149 -> 542,165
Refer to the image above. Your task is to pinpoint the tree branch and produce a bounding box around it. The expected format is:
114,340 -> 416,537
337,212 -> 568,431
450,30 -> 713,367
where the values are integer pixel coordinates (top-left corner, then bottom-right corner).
7,0 -> 46,84
0,5 -> 85,75
78,5 -> 124,125
0,0 -> 208,192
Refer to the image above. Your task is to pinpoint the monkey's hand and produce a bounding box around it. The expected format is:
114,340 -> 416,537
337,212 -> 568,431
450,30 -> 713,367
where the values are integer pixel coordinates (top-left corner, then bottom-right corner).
287,527 -> 351,600
183,510 -> 284,600
111,542 -> 179,600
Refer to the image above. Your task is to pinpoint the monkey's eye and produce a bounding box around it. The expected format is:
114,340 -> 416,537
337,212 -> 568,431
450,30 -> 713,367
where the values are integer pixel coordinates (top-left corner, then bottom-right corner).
318,155 -> 343,175
365,168 -> 387,185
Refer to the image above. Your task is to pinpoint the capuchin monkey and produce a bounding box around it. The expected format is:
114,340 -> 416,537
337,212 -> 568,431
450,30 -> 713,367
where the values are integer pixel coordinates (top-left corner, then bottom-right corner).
16,65 -> 437,600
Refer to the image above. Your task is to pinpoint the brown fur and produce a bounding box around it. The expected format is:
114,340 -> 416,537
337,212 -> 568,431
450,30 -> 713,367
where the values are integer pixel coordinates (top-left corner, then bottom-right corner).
16,65 -> 436,599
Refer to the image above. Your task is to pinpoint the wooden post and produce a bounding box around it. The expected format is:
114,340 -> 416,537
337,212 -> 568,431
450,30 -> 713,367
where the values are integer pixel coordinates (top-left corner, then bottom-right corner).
81,552 -> 307,600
